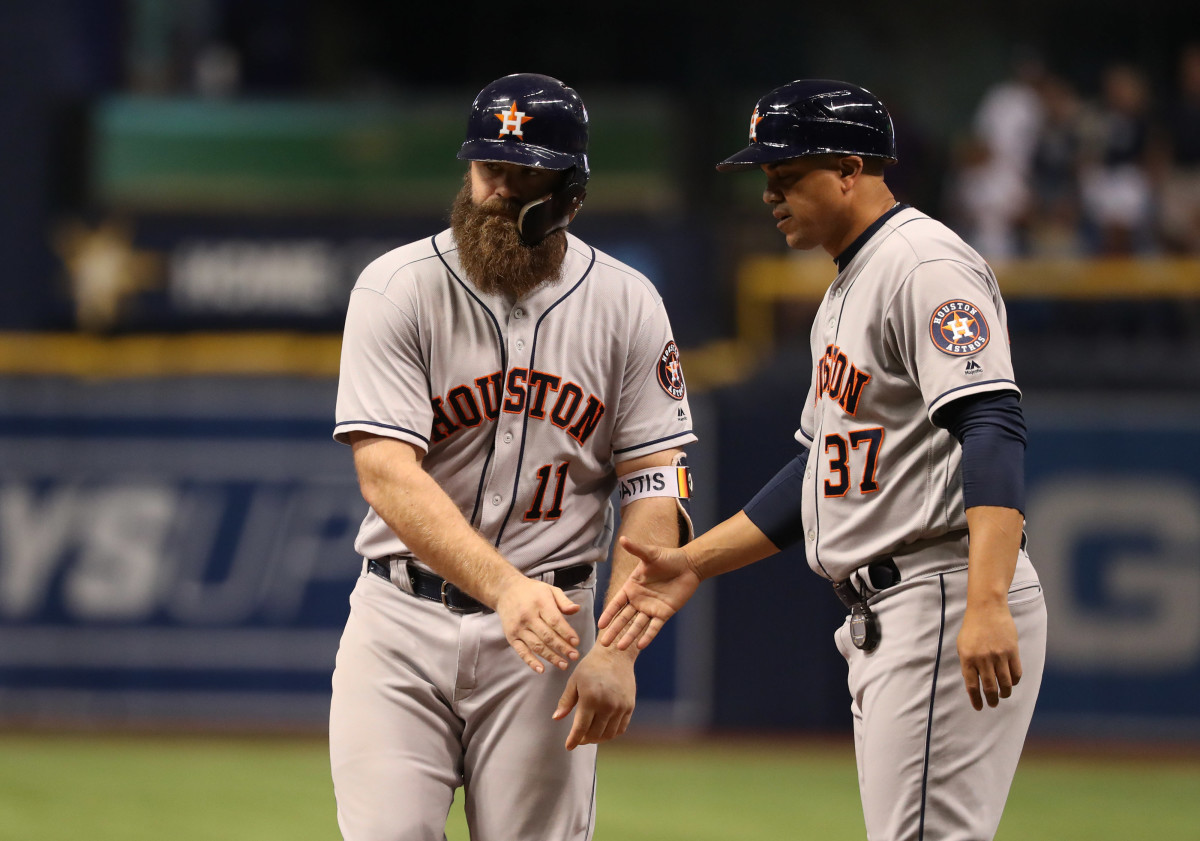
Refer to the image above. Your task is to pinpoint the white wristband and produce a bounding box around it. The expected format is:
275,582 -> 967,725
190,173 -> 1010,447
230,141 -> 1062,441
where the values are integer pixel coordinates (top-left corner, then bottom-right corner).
617,464 -> 692,506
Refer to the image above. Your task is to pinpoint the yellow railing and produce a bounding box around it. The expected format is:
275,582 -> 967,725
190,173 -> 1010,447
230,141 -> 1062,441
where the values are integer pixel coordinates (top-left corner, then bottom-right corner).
735,255 -> 1200,358
1,258 -> 1197,385
0,332 -> 343,378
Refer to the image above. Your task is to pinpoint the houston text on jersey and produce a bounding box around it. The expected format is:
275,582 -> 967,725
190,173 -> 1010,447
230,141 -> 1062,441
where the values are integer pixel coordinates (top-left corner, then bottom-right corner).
430,367 -> 606,446
816,344 -> 872,416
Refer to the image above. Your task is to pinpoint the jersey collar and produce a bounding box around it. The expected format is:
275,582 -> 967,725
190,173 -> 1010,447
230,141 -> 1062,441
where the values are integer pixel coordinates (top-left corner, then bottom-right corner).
834,203 -> 910,272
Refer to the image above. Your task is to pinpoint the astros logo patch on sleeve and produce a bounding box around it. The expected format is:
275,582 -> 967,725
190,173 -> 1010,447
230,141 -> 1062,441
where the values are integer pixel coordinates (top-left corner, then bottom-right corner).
657,341 -> 687,400
929,300 -> 990,355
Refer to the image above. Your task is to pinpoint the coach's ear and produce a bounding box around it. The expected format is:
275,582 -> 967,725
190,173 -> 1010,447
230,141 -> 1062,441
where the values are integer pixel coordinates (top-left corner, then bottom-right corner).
839,155 -> 864,183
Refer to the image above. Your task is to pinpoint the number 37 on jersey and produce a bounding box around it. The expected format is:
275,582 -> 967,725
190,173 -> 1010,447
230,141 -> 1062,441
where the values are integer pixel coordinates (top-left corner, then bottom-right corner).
822,428 -> 884,498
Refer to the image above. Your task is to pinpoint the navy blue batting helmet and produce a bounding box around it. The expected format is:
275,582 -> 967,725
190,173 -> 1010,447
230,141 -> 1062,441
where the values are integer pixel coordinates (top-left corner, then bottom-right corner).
717,79 -> 897,172
457,73 -> 590,179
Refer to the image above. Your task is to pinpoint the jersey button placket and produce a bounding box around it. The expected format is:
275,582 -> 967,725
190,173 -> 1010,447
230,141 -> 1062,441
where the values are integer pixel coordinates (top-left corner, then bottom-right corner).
509,307 -> 528,355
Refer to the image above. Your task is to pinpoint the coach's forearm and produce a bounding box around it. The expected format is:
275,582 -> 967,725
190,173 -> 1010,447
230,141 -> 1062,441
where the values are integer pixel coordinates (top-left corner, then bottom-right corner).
964,505 -> 1023,608
683,510 -> 780,581
351,434 -> 523,607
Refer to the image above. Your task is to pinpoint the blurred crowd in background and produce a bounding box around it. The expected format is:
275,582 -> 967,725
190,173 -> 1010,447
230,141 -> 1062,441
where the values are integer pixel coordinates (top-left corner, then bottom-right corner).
60,2 -> 1200,262
947,44 -> 1200,258
113,3 -> 1200,261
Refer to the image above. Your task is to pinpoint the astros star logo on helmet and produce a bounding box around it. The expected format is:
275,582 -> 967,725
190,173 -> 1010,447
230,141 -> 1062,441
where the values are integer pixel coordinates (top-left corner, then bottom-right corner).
749,107 -> 764,141
929,300 -> 991,355
495,101 -> 533,138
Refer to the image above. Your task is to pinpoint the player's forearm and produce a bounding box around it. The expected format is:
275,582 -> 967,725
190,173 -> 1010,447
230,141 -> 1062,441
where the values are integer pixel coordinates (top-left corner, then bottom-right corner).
683,510 -> 780,581
354,442 -> 522,606
611,497 -> 681,602
964,505 -> 1023,607
602,497 -> 680,661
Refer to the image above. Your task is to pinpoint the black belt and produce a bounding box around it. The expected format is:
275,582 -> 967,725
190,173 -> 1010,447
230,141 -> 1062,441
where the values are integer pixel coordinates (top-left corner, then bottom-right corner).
832,558 -> 902,610
367,558 -> 592,614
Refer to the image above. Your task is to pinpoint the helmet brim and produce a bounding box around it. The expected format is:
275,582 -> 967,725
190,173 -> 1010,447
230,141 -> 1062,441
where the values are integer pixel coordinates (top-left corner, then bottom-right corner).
717,142 -> 898,172
715,142 -> 801,172
458,138 -> 579,171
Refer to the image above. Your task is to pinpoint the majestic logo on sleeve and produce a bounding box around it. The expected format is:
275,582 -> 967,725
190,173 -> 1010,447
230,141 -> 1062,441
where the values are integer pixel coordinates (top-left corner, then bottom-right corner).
495,101 -> 533,138
657,341 -> 687,400
930,300 -> 990,355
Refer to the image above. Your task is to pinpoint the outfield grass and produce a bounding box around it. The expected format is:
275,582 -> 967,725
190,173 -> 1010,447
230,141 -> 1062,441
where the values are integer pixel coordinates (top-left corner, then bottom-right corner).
1,733 -> 1197,840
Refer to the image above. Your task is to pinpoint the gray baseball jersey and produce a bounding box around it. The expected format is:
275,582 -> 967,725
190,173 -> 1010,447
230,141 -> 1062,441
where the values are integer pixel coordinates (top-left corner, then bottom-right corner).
795,206 -> 1045,841
334,228 -> 696,571
797,206 -> 1022,581
329,227 -> 695,841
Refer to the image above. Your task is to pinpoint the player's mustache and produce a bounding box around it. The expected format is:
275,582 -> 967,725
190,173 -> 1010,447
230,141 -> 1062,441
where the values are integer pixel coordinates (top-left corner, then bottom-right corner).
479,198 -> 522,220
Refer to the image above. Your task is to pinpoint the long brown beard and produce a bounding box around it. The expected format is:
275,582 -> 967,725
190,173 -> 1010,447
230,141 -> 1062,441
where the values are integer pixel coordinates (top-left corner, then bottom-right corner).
449,181 -> 567,297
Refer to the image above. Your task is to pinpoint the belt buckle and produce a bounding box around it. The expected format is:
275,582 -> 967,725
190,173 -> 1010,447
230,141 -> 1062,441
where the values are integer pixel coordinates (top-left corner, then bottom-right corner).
440,579 -> 471,613
439,578 -> 460,609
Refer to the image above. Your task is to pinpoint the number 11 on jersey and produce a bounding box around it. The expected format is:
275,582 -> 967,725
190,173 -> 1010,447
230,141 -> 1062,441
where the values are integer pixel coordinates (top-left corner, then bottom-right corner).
525,461 -> 570,521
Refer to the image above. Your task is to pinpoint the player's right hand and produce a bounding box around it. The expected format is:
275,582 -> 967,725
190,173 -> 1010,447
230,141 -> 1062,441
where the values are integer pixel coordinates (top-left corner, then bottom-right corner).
597,536 -> 702,651
495,577 -> 582,674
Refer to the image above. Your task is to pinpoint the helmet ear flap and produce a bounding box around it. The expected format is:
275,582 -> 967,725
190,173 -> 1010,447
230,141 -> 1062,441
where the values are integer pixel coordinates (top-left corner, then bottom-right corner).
516,167 -> 587,245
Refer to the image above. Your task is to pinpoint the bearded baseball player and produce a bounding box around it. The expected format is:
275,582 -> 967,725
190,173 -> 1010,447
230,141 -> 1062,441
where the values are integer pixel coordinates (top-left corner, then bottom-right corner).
329,73 -> 696,841
599,79 -> 1048,841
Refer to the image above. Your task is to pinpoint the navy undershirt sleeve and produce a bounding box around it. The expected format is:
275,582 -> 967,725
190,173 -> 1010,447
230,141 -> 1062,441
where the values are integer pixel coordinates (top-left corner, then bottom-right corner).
742,449 -> 810,550
935,390 -> 1027,514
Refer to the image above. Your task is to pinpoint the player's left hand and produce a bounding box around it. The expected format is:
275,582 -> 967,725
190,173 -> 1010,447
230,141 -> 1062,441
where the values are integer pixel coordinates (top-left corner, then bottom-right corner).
552,644 -> 636,751
957,601 -> 1022,711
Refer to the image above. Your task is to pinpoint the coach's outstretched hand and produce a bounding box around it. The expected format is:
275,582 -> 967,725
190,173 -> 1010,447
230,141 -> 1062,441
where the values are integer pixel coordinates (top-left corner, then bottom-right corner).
495,577 -> 582,674
597,536 -> 703,651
